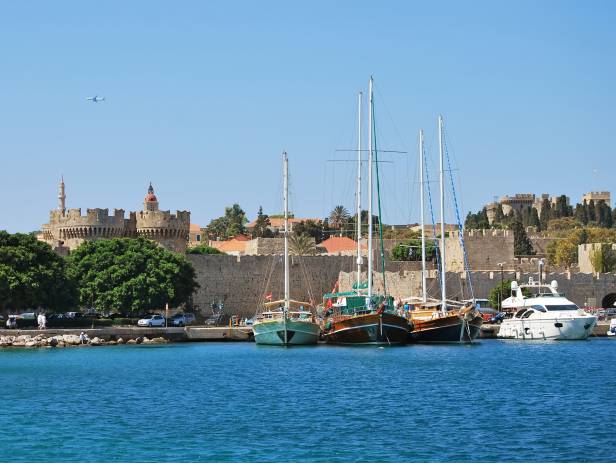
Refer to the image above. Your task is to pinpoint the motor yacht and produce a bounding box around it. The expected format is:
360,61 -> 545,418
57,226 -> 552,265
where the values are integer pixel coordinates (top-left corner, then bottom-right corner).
498,278 -> 597,340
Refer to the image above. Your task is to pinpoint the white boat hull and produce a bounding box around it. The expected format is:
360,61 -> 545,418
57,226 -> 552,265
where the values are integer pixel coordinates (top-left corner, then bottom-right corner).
253,319 -> 320,345
497,315 -> 597,340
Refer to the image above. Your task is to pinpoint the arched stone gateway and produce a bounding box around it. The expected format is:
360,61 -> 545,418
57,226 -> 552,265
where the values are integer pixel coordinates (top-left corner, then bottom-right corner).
601,293 -> 616,309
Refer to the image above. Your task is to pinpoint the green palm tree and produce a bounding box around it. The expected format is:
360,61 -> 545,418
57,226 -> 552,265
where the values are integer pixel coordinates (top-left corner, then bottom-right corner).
329,205 -> 350,237
289,233 -> 315,256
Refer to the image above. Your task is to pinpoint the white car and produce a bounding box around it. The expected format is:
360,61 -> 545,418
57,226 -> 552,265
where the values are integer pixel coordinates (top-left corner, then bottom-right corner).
137,315 -> 166,327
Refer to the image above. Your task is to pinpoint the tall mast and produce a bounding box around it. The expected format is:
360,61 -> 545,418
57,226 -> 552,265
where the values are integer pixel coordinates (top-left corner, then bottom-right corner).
438,115 -> 446,313
283,151 -> 290,311
419,130 -> 427,303
367,77 -> 374,298
356,91 -> 363,290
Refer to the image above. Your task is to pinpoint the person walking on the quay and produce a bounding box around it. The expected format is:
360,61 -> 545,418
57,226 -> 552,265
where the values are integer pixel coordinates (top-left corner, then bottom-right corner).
37,313 -> 46,330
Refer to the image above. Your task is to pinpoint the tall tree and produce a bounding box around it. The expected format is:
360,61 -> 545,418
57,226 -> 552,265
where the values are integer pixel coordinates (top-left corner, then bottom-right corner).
294,220 -> 327,244
529,207 -> 541,230
0,231 -> 77,312
574,202 -> 589,226
510,221 -> 535,256
494,204 -> 505,224
252,206 -> 272,238
539,199 -> 552,230
587,199 -> 596,224
67,238 -> 198,315
329,205 -> 351,236
205,203 -> 248,240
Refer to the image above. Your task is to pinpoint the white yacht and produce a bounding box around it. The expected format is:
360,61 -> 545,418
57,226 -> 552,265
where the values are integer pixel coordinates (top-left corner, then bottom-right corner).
607,318 -> 616,337
498,278 -> 597,340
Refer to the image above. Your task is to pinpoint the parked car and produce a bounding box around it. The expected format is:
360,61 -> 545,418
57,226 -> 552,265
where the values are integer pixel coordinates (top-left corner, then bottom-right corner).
184,313 -> 196,325
204,313 -> 223,326
65,312 -> 84,319
488,312 -> 506,324
137,314 -> 166,327
83,308 -> 100,318
170,314 -> 186,327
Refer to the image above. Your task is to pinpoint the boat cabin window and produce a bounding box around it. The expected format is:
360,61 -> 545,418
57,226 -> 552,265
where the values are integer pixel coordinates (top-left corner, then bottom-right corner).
514,309 -> 528,318
522,310 -> 534,318
545,304 -> 578,311
531,305 -> 547,312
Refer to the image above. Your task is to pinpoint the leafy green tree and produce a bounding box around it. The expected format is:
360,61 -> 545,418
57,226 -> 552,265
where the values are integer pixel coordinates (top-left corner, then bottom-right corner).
67,238 -> 198,315
529,207 -> 541,230
390,239 -> 436,261
553,195 -> 571,218
252,206 -> 273,238
510,221 -> 535,256
489,279 -> 513,311
293,220 -> 326,244
590,244 -> 616,274
465,211 -> 478,229
205,204 -> 248,240
489,279 -> 531,310
547,217 -> 578,231
186,245 -> 223,255
0,231 -> 77,312
574,202 -> 589,226
595,200 -> 613,228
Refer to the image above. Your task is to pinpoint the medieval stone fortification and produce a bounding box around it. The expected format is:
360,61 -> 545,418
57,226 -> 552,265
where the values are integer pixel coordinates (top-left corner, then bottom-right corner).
41,179 -> 189,253
187,254 -> 616,316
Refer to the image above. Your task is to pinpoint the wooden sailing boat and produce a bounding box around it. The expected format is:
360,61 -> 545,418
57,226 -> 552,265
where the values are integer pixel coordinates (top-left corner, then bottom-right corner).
407,117 -> 482,343
252,152 -> 321,345
321,77 -> 410,345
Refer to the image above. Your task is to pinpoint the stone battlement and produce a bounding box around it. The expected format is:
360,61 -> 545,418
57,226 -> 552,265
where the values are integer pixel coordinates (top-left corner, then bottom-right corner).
41,182 -> 189,253
464,229 -> 511,238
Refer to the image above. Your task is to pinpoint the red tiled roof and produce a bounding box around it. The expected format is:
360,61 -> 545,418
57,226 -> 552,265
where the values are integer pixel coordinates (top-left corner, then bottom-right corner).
210,237 -> 248,253
319,236 -> 357,253
189,223 -> 201,233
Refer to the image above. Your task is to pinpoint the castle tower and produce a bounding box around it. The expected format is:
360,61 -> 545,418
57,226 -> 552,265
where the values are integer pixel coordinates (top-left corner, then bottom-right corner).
144,182 -> 159,212
58,175 -> 66,213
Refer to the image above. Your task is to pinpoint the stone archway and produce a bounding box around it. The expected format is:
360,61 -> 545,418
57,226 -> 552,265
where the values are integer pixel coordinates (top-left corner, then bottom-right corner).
601,293 -> 616,309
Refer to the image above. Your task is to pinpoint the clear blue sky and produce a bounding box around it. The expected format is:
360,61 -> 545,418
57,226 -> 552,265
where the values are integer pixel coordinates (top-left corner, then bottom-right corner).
1,0 -> 615,232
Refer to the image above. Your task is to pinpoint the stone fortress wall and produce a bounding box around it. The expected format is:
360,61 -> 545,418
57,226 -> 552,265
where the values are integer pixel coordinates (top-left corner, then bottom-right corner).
187,254 -> 616,316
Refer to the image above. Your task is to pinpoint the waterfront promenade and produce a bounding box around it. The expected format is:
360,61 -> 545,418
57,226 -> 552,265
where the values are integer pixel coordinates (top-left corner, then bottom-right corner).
0,321 -> 611,348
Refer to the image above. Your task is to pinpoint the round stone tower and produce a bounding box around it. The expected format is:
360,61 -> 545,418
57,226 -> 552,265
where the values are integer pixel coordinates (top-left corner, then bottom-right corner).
136,183 -> 190,253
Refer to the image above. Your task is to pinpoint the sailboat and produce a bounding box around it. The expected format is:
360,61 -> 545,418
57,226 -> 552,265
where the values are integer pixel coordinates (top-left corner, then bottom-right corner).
407,117 -> 482,343
321,77 -> 410,345
252,152 -> 321,345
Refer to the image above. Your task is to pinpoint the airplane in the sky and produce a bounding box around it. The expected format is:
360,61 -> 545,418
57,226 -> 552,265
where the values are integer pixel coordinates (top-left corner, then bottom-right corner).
86,95 -> 105,103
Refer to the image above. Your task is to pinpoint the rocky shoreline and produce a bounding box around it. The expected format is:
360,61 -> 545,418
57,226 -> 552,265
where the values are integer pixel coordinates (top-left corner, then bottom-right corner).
0,333 -> 170,348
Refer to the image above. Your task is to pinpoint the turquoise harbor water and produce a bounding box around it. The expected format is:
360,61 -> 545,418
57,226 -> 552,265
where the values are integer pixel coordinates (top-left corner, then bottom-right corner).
0,339 -> 614,462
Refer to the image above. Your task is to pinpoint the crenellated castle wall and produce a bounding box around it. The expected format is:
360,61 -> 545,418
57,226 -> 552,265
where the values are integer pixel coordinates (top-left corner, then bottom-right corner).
42,208 -> 189,253
136,210 -> 190,253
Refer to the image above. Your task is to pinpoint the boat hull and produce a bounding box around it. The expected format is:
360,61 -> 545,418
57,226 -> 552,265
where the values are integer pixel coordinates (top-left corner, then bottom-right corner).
323,312 -> 409,345
253,319 -> 320,345
409,314 -> 483,343
497,315 -> 597,340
